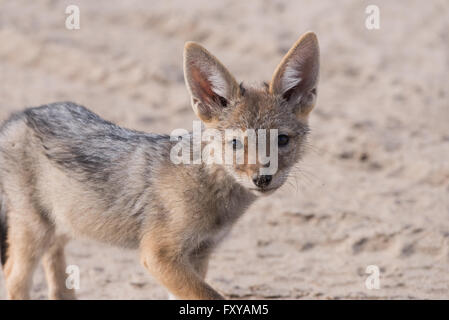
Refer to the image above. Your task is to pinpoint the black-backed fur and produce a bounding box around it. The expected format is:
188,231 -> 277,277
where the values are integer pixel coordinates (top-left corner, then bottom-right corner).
23,102 -> 170,184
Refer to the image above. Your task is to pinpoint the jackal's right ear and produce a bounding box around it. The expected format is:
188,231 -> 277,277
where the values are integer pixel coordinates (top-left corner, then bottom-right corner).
270,32 -> 319,118
184,42 -> 240,123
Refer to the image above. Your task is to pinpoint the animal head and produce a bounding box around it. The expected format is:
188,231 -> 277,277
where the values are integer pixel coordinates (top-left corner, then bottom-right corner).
183,32 -> 319,195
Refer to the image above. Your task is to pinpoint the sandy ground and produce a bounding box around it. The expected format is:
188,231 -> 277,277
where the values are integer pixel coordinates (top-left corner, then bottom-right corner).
0,0 -> 448,299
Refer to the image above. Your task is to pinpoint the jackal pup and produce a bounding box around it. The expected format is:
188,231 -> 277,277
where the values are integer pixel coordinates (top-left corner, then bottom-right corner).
0,32 -> 319,299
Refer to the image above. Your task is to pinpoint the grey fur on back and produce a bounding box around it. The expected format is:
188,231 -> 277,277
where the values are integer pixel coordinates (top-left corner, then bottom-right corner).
0,102 -> 181,248
26,102 -> 176,213
23,102 -> 170,185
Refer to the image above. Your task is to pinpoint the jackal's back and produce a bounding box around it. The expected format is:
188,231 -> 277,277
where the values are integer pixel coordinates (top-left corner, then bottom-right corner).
0,102 -> 172,248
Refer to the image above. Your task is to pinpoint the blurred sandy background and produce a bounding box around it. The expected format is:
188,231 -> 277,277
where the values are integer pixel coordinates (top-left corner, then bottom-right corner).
0,0 -> 448,299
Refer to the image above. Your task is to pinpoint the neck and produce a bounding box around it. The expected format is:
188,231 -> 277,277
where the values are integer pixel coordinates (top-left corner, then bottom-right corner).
202,163 -> 257,212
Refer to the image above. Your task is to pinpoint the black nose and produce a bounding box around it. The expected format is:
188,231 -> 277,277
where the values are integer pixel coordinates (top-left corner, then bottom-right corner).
252,175 -> 272,188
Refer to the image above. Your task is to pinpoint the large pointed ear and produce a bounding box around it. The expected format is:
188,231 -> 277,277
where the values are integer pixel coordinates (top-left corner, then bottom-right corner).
270,32 -> 319,118
184,42 -> 240,123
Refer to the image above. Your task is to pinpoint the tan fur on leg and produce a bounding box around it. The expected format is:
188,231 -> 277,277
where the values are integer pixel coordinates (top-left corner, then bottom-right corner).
140,234 -> 223,300
4,224 -> 51,299
3,199 -> 53,300
168,249 -> 211,299
42,236 -> 76,300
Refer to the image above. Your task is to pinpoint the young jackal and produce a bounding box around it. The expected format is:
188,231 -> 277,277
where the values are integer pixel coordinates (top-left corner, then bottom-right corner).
0,32 -> 319,299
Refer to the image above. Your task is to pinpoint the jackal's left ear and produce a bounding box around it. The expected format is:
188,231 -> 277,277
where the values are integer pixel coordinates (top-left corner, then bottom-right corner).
270,32 -> 319,117
184,42 -> 240,123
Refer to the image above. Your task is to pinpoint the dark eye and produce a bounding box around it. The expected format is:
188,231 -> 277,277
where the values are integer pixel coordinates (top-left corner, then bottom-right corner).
231,139 -> 243,150
278,134 -> 289,147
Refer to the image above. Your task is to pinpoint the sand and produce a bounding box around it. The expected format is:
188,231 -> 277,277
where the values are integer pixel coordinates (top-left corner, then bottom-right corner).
0,0 -> 448,299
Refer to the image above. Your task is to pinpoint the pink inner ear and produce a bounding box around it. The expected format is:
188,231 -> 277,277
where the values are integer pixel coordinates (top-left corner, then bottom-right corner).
191,65 -> 214,103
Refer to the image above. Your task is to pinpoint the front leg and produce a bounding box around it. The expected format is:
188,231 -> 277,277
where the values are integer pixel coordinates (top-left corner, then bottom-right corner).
168,250 -> 211,300
140,233 -> 223,300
